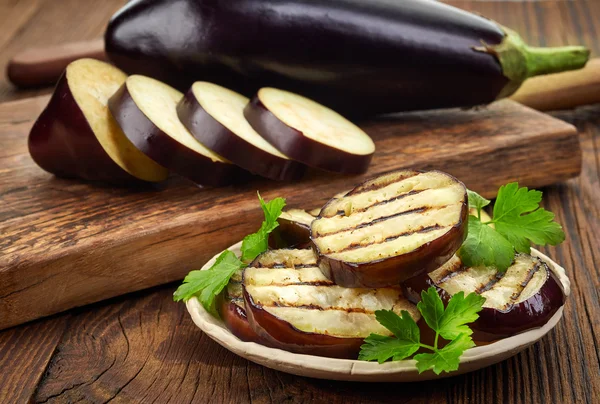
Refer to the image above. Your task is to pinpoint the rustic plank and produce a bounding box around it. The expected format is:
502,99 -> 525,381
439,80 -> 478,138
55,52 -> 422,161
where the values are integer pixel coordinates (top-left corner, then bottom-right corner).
0,97 -> 581,330
0,314 -> 70,403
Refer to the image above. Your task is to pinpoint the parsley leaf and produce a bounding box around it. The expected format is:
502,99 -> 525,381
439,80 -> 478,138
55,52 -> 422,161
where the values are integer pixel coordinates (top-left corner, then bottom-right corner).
438,291 -> 486,340
459,185 -> 565,272
172,250 -> 242,315
414,334 -> 475,375
359,287 -> 484,374
458,215 -> 515,271
467,189 -> 490,219
417,287 -> 445,331
358,310 -> 421,363
241,193 -> 286,263
493,183 -> 565,253
173,194 -> 286,314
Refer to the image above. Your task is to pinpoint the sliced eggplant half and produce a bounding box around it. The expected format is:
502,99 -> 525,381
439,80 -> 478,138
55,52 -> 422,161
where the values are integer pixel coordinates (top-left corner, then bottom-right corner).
29,59 -> 169,183
311,170 -> 468,288
108,75 -> 238,186
244,88 -> 375,174
218,269 -> 267,344
402,254 -> 566,338
242,249 -> 420,359
177,82 -> 305,181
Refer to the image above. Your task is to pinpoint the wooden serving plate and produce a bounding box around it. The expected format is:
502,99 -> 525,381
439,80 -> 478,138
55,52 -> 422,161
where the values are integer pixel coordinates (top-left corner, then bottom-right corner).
186,244 -> 570,382
0,97 -> 580,330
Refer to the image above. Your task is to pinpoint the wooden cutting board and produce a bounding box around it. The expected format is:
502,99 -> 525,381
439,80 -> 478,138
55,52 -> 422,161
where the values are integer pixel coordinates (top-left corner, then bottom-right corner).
0,96 -> 580,330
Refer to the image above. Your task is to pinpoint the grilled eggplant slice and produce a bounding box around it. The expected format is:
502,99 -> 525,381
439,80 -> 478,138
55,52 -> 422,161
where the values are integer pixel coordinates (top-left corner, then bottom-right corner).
177,82 -> 305,181
270,190 -> 350,248
244,88 -> 375,174
311,170 -> 468,288
243,249 -> 420,359
108,75 -> 238,186
269,209 -> 317,249
219,270 -> 267,344
402,254 -> 565,338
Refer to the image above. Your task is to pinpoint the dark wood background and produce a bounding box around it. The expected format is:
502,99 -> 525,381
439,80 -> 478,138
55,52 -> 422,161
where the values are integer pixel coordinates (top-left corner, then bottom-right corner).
0,0 -> 598,403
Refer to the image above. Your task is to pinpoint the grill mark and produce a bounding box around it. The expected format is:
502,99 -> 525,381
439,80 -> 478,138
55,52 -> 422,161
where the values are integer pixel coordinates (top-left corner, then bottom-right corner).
324,189 -> 426,218
485,260 -> 541,310
250,280 -> 335,287
316,203 -> 452,238
348,171 -> 420,195
435,263 -> 468,285
254,262 -> 317,269
325,224 -> 445,254
509,261 -> 541,302
475,273 -> 503,294
264,301 -> 378,314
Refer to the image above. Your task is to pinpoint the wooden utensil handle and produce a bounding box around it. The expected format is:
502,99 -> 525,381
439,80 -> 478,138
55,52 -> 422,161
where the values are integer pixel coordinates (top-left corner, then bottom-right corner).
510,59 -> 600,111
6,39 -> 600,111
6,39 -> 106,88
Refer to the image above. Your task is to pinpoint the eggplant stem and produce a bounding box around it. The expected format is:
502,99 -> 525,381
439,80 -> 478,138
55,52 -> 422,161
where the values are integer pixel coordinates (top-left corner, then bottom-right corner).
485,26 -> 590,99
524,45 -> 590,77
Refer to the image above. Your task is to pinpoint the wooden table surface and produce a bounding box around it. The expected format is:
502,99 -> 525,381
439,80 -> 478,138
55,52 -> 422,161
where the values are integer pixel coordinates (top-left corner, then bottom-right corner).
0,0 -> 598,403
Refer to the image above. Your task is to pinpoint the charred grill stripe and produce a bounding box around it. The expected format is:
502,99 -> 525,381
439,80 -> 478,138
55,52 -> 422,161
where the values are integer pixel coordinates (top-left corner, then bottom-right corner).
318,205 -> 442,237
325,189 -> 426,218
254,262 -> 317,269
248,280 -> 335,287
263,301 -> 379,314
475,273 -> 503,294
348,172 -> 420,196
509,261 -> 541,302
435,264 -> 469,285
326,224 -> 445,254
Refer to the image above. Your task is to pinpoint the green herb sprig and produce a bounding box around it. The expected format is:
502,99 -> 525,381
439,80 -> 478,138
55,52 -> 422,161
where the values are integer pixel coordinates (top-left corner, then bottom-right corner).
459,183 -> 565,272
173,193 -> 285,314
359,287 -> 485,374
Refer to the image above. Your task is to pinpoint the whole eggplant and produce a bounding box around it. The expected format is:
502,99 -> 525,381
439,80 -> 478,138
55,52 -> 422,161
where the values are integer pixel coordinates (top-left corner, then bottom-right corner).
105,0 -> 589,116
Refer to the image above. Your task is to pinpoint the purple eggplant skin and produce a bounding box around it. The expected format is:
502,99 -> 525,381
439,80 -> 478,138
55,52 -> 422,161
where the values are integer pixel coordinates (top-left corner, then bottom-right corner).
176,89 -> 305,181
242,285 -> 364,359
402,262 -> 566,339
105,0 -> 511,117
244,95 -> 373,174
108,84 -> 239,187
29,72 -> 139,184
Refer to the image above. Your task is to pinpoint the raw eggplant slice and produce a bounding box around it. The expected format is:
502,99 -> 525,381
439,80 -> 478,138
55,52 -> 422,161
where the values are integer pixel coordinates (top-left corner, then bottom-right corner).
243,249 -> 420,359
109,75 -> 238,186
219,269 -> 267,344
29,59 -> 169,183
402,254 -> 566,338
311,170 -> 468,288
244,88 -> 375,174
177,82 -> 305,181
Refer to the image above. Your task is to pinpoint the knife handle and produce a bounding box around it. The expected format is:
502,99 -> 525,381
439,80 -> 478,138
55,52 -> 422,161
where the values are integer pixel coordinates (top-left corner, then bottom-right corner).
6,39 -> 106,88
5,39 -> 600,111
509,59 -> 600,111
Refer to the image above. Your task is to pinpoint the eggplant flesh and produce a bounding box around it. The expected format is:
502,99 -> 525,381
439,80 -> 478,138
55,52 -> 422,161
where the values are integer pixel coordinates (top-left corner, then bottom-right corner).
402,254 -> 566,338
105,0 -> 586,116
242,249 -> 419,358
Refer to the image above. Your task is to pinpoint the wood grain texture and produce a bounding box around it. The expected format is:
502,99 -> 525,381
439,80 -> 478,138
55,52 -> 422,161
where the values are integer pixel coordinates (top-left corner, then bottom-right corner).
0,1 -> 598,404
0,97 -> 581,330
